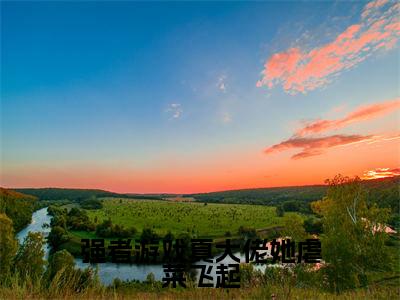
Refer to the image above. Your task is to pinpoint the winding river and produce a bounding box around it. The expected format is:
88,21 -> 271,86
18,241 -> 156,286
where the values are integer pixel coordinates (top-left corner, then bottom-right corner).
18,207 -> 270,285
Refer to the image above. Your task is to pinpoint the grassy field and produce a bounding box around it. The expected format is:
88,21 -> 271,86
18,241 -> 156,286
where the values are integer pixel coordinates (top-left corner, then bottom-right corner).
1,283 -> 399,300
82,198 -> 293,238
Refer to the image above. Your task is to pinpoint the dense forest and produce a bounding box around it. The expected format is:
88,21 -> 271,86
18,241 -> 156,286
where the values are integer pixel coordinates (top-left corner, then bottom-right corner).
0,188 -> 37,231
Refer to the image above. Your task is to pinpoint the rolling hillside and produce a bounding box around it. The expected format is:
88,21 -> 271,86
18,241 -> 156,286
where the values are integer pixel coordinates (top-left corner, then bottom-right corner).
0,188 -> 37,231
187,176 -> 400,214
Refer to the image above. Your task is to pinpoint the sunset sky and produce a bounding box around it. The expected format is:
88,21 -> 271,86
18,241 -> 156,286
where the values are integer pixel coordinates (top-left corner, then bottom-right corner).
1,0 -> 399,193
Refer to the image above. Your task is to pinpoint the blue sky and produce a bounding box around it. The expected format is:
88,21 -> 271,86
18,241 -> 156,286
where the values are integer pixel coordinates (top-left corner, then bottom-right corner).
1,1 -> 399,193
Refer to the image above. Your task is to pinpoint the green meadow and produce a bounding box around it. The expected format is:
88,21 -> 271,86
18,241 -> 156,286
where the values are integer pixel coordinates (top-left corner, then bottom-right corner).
80,198 -> 291,238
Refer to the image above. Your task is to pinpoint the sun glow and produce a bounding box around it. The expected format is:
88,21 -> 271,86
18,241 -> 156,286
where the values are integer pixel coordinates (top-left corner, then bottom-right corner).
361,167 -> 400,180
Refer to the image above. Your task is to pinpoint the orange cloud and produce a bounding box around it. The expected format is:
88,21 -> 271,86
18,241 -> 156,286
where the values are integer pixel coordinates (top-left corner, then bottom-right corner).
257,0 -> 400,93
297,98 -> 400,136
265,134 -> 374,160
361,167 -> 400,179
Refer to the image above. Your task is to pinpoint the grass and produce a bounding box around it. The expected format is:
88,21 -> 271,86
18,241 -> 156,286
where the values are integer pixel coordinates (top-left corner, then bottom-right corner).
62,198 -> 299,257
83,198 -> 295,238
1,275 -> 399,300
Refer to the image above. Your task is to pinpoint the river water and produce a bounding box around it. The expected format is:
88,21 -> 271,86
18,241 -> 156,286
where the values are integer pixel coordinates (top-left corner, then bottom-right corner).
17,207 -> 52,259
18,207 -> 272,285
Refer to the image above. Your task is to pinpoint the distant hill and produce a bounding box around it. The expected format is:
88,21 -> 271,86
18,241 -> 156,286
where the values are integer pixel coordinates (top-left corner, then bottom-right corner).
13,188 -> 125,202
187,184 -> 327,210
14,188 -> 164,202
0,188 -> 38,231
187,176 -> 400,214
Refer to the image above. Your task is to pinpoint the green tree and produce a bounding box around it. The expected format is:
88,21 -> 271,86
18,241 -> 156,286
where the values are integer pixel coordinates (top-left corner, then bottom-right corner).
281,214 -> 308,241
0,213 -> 18,282
163,231 -> 175,242
46,249 -> 75,280
51,215 -> 67,229
48,226 -> 69,249
140,228 -> 159,243
303,217 -> 323,234
276,205 -> 284,217
238,226 -> 258,239
312,175 -> 391,293
14,232 -> 46,281
95,218 -> 113,237
176,233 -> 192,262
81,196 -> 103,210
145,272 -> 157,288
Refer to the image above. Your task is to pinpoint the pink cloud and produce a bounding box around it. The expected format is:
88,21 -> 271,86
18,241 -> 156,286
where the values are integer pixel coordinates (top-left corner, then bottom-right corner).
257,0 -> 400,94
297,98 -> 400,136
362,0 -> 389,19
265,134 -> 373,160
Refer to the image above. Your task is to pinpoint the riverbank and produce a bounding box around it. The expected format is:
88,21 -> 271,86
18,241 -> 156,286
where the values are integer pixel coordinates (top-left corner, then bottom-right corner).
17,207 -> 267,285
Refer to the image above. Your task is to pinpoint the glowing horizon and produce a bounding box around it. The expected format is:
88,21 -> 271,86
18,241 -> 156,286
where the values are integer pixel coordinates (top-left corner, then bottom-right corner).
1,0 -> 399,194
